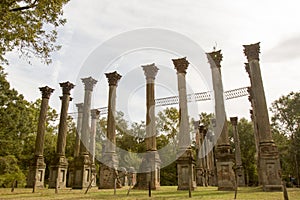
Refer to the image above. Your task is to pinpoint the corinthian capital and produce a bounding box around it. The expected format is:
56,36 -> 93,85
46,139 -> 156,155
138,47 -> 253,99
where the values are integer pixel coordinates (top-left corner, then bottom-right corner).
39,86 -> 54,99
81,76 -> 97,91
206,50 -> 223,68
142,63 -> 159,80
172,57 -> 189,74
59,81 -> 75,95
91,109 -> 100,119
105,71 -> 122,86
243,42 -> 260,61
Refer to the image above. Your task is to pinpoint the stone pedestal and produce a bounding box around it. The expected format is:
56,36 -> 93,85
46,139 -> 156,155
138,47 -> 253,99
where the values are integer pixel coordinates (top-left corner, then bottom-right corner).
173,57 -> 196,190
27,86 -> 54,188
49,82 -> 74,189
177,148 -> 197,190
72,154 -> 92,189
27,156 -> 46,188
243,43 -> 282,191
99,153 -> 121,189
72,77 -> 97,189
99,71 -> 122,189
207,50 -> 235,190
135,151 -> 161,189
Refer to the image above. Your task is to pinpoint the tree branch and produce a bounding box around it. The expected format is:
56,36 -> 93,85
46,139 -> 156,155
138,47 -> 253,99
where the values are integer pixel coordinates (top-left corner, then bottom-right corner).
9,0 -> 38,12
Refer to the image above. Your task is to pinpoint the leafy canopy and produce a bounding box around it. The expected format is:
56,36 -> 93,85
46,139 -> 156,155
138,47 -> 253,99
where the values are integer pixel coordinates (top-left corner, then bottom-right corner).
0,0 -> 69,65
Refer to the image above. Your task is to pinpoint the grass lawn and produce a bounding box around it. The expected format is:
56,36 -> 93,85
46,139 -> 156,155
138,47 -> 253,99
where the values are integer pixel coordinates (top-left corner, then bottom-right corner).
1,186 -> 299,200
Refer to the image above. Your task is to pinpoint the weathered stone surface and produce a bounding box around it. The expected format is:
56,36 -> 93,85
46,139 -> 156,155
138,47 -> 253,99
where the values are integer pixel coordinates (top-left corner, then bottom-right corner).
230,117 -> 246,187
244,42 -> 282,191
49,82 -> 74,188
135,64 -> 161,190
173,57 -> 196,190
27,86 -> 54,188
207,50 -> 235,190
99,71 -> 122,189
72,77 -> 97,189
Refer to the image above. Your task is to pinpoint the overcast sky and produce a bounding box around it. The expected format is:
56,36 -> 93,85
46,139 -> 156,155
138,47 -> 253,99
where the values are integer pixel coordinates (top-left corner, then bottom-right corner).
5,0 -> 300,123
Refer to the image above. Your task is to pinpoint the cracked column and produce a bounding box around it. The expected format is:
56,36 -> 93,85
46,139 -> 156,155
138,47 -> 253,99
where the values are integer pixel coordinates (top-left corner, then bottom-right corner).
27,86 -> 54,188
49,81 -> 74,188
99,71 -> 122,189
230,117 -> 246,187
135,64 -> 161,190
67,103 -> 84,187
72,77 -> 97,189
173,57 -> 196,190
243,42 -> 282,191
207,50 -> 235,190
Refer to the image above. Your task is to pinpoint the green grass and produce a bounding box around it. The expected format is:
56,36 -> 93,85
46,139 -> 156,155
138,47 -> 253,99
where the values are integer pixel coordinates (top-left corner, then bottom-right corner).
1,186 -> 300,200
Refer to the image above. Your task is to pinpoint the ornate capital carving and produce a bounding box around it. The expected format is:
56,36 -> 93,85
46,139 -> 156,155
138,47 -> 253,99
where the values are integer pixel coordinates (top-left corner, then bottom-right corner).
206,50 -> 223,68
76,103 -> 84,113
81,76 -> 97,91
243,42 -> 260,61
91,109 -> 100,119
59,81 -> 75,95
105,71 -> 122,86
39,86 -> 54,99
172,57 -> 189,74
230,117 -> 238,126
142,63 -> 159,80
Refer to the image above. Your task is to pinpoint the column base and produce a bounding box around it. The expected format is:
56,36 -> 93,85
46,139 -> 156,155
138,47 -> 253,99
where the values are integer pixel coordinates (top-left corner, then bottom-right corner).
99,152 -> 121,189
135,151 -> 161,190
215,144 -> 235,191
177,148 -> 197,190
259,141 -> 282,191
48,156 -> 68,188
72,154 -> 93,189
26,155 -> 46,188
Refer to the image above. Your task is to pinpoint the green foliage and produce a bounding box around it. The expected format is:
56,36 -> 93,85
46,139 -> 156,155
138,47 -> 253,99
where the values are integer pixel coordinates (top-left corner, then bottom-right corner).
228,118 -> 258,185
270,91 -> 300,183
0,155 -> 26,187
0,0 -> 69,64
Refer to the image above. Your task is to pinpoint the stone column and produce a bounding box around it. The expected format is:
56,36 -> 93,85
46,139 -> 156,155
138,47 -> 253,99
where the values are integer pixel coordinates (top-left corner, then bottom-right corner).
49,81 -> 74,188
90,109 -> 100,163
27,86 -> 54,188
135,64 -> 161,190
90,109 -> 100,187
246,78 -> 262,185
243,42 -> 282,191
196,124 -> 206,186
72,77 -> 97,189
194,121 -> 204,186
207,50 -> 235,190
74,103 -> 84,157
172,57 -> 196,190
207,130 -> 217,186
230,117 -> 246,187
67,103 -> 84,187
99,71 -> 122,189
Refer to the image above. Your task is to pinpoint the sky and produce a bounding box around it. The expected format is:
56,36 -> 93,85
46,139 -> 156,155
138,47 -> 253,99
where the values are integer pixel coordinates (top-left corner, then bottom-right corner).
5,0 -> 300,124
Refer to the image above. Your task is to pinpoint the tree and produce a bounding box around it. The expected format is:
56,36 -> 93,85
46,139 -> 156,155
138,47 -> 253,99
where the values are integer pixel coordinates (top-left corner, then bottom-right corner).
0,0 -> 69,65
270,92 -> 300,185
